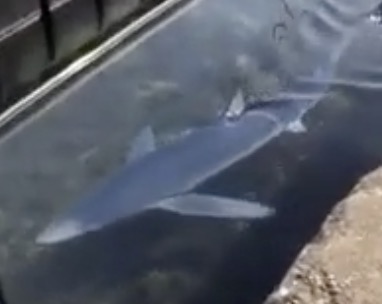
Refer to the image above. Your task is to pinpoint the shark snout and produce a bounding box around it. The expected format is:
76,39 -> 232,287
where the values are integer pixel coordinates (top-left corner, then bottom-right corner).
36,219 -> 87,244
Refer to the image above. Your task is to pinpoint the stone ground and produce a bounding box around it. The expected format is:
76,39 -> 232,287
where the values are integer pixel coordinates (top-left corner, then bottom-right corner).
264,166 -> 382,304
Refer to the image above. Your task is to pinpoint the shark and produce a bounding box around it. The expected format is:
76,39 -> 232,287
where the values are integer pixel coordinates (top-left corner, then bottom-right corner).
36,26 -> 346,246
38,0 -> 362,245
36,88 -> 316,245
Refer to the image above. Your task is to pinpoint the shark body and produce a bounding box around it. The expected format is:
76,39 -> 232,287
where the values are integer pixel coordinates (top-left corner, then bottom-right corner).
37,92 -> 288,244
36,0 -> 378,245
36,58 -> 338,245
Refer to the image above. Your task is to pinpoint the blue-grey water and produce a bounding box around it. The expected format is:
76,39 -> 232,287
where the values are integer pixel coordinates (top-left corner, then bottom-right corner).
1,0 -> 382,303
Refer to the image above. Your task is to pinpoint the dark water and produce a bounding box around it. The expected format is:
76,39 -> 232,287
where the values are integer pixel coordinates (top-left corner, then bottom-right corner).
1,0 -> 382,303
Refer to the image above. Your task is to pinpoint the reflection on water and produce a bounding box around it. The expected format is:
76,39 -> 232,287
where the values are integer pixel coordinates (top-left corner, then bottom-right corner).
1,0 -> 382,303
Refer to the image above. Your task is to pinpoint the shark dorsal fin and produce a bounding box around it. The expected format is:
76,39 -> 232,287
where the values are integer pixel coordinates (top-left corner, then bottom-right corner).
225,89 -> 246,120
127,126 -> 156,163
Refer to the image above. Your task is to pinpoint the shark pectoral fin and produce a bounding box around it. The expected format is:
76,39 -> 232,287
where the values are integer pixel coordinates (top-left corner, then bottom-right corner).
127,126 -> 156,163
152,194 -> 275,219
287,119 -> 307,134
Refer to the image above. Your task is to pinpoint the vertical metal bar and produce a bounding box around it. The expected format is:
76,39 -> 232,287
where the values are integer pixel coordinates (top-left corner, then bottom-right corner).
94,0 -> 106,30
38,0 -> 56,60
